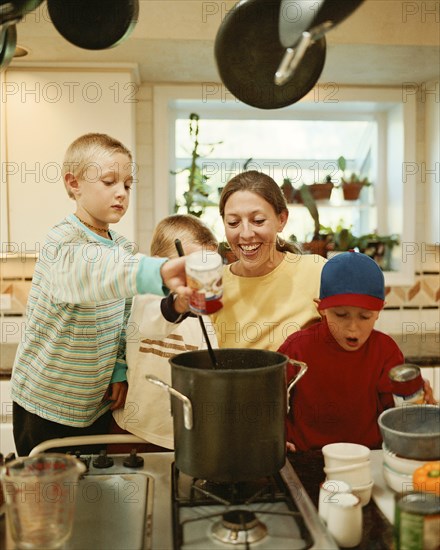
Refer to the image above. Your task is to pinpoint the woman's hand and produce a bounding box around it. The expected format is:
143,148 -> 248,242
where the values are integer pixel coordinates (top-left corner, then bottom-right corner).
286,441 -> 296,453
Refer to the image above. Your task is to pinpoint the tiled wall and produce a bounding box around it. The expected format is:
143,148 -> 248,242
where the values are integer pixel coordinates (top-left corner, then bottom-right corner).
1,251 -> 438,337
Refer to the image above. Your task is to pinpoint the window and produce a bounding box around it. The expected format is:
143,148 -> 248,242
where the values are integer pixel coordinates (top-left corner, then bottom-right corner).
153,86 -> 416,284
174,117 -> 377,243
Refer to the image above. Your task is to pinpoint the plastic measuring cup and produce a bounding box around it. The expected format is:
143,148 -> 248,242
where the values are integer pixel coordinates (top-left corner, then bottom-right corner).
1,453 -> 86,549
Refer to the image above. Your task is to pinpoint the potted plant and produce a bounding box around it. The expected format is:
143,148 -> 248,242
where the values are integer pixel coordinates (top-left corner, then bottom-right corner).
357,233 -> 400,271
308,174 -> 334,201
171,113 -> 220,217
287,184 -> 330,257
281,175 -> 334,205
321,222 -> 359,256
337,156 -> 372,201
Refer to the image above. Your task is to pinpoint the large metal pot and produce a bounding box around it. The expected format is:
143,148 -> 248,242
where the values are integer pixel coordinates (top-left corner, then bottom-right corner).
146,349 -> 307,482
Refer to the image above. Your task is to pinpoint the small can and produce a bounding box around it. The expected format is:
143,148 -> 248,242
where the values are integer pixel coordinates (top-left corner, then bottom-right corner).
185,250 -> 223,315
389,364 -> 425,406
394,492 -> 440,550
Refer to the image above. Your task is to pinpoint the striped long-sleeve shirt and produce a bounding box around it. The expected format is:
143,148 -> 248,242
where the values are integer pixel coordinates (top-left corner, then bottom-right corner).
11,214 -> 167,427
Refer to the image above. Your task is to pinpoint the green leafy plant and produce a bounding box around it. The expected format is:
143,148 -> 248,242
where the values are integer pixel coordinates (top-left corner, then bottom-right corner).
171,113 -> 221,217
337,155 -> 372,186
357,233 -> 400,251
357,233 -> 400,271
321,222 -> 359,251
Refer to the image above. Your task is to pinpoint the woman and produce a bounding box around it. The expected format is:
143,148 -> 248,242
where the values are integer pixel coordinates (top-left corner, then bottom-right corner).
212,170 -> 325,351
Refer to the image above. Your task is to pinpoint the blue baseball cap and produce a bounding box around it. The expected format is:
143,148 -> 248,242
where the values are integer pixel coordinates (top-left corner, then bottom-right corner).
319,251 -> 385,311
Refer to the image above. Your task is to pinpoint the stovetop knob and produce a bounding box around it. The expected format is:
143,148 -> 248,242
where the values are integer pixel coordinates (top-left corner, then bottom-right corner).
123,448 -> 144,469
92,450 -> 114,469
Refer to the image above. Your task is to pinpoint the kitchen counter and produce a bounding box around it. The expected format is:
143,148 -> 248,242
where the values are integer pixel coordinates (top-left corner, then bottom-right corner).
288,450 -> 394,549
390,333 -> 440,366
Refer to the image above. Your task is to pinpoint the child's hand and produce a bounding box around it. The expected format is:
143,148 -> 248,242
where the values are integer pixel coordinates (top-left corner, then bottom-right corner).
423,379 -> 438,405
286,441 -> 296,453
161,257 -> 192,293
173,290 -> 191,314
105,381 -> 128,410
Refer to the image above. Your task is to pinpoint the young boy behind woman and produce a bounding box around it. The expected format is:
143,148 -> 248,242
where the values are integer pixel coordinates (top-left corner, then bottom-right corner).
113,214 -> 218,449
12,133 -> 188,456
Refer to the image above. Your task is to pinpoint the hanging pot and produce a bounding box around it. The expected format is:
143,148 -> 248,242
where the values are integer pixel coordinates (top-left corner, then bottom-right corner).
47,0 -> 139,50
0,0 -> 44,71
146,349 -> 307,482
0,24 -> 17,72
0,0 -> 44,26
214,0 -> 326,109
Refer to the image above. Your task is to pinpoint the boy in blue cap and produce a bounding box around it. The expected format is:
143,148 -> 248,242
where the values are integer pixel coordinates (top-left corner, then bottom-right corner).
279,251 -> 435,452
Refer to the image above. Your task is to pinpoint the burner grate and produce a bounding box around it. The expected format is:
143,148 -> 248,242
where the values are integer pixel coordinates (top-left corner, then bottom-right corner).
171,463 -> 313,550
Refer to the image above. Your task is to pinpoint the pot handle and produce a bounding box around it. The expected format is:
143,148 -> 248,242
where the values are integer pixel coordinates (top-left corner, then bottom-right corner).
286,360 -> 308,413
144,375 -> 193,430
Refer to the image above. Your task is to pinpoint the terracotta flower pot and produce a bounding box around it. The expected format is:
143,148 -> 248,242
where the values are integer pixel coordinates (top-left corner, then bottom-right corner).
292,182 -> 334,204
302,239 -> 328,258
342,182 -> 364,201
309,182 -> 334,201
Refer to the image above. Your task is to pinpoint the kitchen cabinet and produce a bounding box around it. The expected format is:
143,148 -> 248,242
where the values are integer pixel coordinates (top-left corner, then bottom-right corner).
1,66 -> 138,249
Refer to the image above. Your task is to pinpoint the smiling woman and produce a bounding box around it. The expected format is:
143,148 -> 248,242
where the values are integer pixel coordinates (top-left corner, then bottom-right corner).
211,170 -> 325,351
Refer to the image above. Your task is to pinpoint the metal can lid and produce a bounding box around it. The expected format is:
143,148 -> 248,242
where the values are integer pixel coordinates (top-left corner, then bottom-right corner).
396,492 -> 440,515
389,364 -> 421,383
186,250 -> 223,271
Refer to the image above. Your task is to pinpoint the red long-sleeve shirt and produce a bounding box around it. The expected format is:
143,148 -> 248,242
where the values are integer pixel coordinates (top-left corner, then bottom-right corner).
278,319 -> 404,451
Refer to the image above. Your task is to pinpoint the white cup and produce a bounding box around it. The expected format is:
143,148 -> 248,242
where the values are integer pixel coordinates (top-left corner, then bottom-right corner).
324,459 -> 372,486
322,442 -> 370,469
318,479 -> 352,522
326,492 -> 363,548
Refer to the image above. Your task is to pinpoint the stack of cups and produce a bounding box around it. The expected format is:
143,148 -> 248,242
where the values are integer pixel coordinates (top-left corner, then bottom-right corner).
322,442 -> 373,506
319,443 -> 373,548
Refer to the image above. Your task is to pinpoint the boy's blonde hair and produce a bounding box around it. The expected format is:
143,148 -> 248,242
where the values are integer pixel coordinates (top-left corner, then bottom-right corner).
150,215 -> 218,258
63,133 -> 133,198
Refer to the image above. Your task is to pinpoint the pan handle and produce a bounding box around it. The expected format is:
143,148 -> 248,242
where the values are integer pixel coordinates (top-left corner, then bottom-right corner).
275,22 -> 332,86
144,375 -> 193,430
286,360 -> 308,413
275,31 -> 312,86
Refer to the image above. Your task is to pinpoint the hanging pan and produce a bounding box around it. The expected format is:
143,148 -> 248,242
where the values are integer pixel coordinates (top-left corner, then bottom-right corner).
279,0 -> 365,48
47,0 -> 139,50
214,0 -> 326,110
276,0 -> 365,85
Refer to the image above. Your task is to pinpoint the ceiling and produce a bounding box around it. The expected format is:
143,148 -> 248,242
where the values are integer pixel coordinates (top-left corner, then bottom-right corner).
7,0 -> 440,87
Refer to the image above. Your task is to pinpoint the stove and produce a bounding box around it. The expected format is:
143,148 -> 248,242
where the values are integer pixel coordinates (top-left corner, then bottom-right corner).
2,436 -> 338,549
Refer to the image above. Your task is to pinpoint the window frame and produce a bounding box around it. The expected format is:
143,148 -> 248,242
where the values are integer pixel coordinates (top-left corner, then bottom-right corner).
153,85 -> 416,285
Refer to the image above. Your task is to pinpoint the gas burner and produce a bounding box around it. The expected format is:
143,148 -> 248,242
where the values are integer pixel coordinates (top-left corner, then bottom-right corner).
212,509 -> 268,545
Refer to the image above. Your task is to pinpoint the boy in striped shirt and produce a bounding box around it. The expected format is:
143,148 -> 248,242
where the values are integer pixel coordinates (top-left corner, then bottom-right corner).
11,133 -> 188,455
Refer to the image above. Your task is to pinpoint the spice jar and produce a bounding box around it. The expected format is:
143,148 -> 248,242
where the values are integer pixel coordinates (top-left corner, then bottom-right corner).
389,364 -> 425,405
